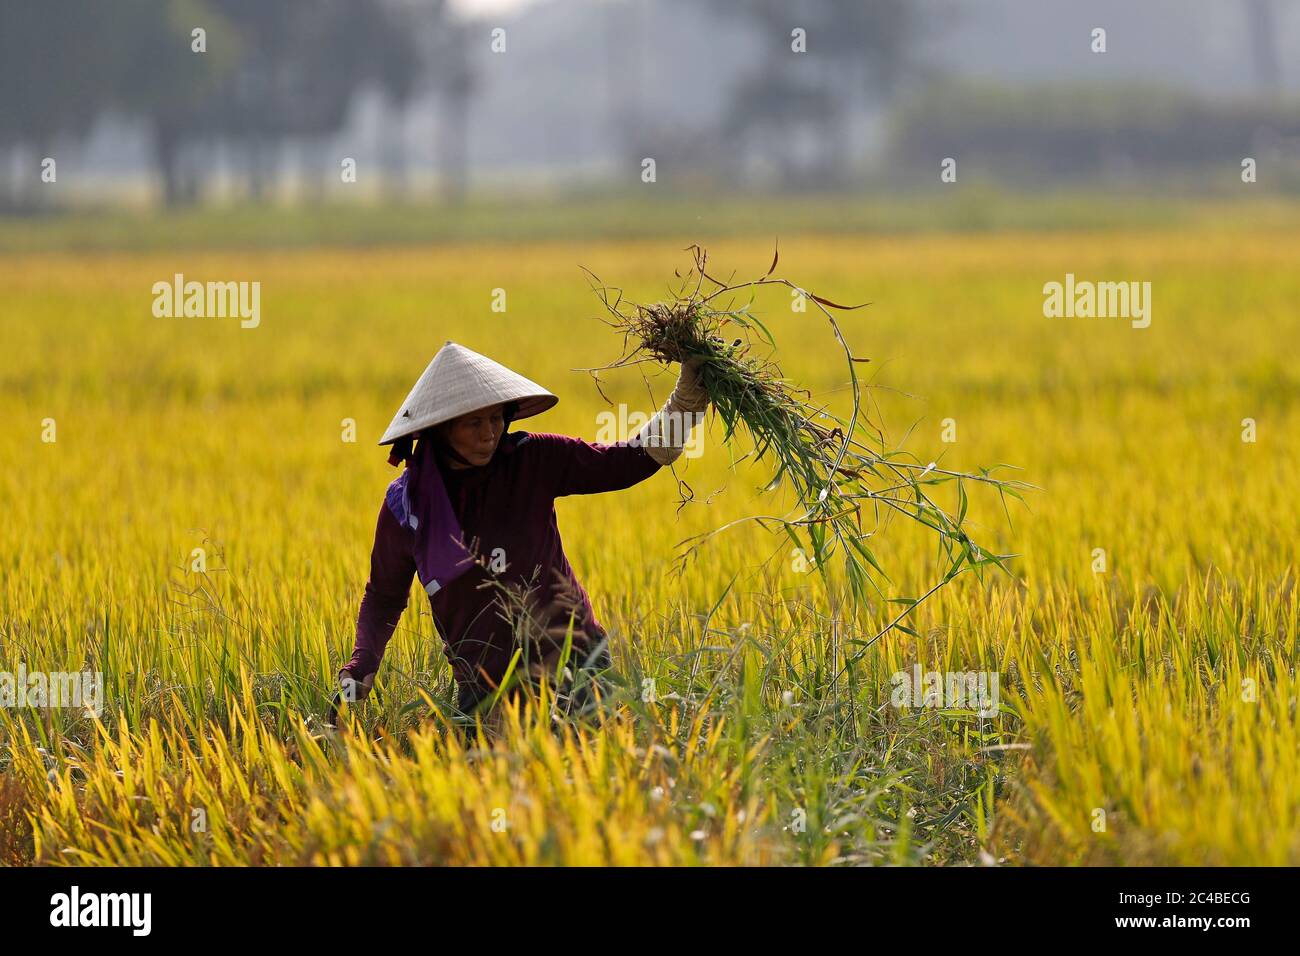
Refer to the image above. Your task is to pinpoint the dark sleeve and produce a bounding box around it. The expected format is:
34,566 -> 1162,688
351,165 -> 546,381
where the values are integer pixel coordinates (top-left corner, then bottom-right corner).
342,500 -> 417,681
527,431 -> 663,498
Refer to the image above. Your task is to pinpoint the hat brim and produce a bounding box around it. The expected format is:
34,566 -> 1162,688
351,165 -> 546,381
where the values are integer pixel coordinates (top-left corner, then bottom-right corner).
378,393 -> 558,445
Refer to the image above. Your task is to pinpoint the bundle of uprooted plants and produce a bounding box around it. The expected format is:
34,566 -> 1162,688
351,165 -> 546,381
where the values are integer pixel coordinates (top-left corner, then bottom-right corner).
583,244 -> 1029,649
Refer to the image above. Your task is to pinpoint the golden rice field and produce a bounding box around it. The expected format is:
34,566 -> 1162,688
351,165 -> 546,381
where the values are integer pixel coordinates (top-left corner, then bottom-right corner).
1,223 -> 1297,866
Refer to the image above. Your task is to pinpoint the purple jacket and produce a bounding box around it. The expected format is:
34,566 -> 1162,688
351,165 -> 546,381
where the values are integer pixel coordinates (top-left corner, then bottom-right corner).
344,430 -> 662,705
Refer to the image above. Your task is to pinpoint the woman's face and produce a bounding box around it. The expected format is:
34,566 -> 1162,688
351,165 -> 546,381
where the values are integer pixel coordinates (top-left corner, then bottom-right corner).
441,403 -> 506,467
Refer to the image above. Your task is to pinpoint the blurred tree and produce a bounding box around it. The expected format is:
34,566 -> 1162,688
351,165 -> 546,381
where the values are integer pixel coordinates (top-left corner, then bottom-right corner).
204,0 -> 420,203
890,80 -> 1300,185
108,0 -> 238,207
1245,0 -> 1281,97
0,1 -> 118,210
408,0 -> 477,205
703,0 -> 921,188
1,0 -> 437,209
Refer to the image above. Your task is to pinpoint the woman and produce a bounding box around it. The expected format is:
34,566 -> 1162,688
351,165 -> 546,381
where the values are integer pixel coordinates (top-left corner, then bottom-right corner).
336,341 -> 708,726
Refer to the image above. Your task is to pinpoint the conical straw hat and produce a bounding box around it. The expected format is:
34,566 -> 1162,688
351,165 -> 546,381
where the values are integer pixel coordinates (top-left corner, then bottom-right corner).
379,341 -> 558,445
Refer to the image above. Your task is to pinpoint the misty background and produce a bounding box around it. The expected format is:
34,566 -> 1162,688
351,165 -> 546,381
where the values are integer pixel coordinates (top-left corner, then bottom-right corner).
2,0 -> 1299,213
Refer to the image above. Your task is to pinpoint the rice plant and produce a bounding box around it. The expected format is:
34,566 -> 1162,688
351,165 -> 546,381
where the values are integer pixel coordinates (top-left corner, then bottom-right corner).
584,243 -> 1030,641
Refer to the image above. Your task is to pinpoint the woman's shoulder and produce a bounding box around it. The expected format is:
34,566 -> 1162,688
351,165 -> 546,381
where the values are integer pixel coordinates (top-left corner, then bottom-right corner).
499,430 -> 585,477
380,471 -> 416,533
504,429 -> 571,453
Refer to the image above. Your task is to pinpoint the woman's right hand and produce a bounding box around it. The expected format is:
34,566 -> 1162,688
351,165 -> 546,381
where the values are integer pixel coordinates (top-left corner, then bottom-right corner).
337,667 -> 375,704
327,668 -> 376,726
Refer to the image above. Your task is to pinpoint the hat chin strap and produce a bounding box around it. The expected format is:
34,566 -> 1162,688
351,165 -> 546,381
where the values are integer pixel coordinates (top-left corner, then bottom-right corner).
387,436 -> 414,467
438,438 -> 477,468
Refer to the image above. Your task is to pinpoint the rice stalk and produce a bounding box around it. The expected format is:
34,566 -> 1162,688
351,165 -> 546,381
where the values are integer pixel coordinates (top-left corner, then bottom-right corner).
582,243 -> 1031,652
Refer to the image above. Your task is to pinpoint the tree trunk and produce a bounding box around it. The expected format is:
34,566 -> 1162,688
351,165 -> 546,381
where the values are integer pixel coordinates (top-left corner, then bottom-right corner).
439,89 -> 469,205
152,117 -> 183,208
1246,0 -> 1281,97
247,137 -> 270,203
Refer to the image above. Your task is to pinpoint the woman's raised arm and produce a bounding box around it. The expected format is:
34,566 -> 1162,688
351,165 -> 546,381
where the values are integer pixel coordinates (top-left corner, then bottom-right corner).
534,359 -> 710,497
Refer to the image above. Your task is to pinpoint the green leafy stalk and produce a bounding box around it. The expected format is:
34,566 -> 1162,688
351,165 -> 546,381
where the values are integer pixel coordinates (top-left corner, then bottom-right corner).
583,243 -> 1031,647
